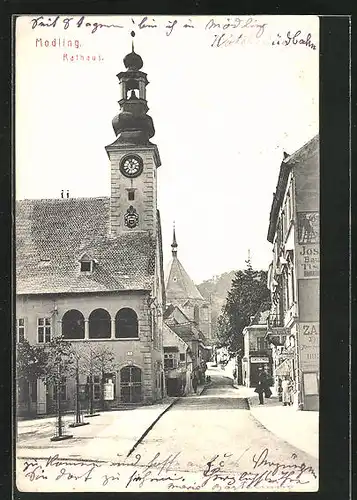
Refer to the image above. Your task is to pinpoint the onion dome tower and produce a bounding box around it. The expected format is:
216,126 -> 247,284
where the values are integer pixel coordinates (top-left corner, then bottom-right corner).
111,32 -> 155,145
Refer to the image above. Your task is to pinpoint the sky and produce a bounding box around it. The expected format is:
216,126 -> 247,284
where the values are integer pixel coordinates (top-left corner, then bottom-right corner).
15,15 -> 319,284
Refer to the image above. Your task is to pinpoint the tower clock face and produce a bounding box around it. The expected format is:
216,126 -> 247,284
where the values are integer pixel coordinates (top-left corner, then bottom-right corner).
120,155 -> 143,178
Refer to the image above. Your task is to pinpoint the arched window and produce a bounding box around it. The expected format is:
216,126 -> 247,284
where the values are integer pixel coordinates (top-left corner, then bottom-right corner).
194,305 -> 200,325
62,309 -> 85,339
115,308 -> 138,339
89,309 -> 111,339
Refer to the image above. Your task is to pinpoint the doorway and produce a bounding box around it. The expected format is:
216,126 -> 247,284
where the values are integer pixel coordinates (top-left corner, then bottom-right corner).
120,366 -> 142,403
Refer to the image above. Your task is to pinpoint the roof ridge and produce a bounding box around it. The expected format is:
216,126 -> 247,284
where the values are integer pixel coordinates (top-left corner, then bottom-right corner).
16,196 -> 110,202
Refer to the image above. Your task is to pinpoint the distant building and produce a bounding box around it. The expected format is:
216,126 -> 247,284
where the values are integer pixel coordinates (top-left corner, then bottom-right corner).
241,310 -> 272,388
16,44 -> 166,415
165,227 -> 212,341
163,229 -> 212,386
163,324 -> 193,396
266,135 -> 319,411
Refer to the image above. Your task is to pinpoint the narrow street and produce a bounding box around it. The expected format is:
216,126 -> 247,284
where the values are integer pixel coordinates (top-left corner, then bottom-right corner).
16,366 -> 318,492
131,365 -> 318,491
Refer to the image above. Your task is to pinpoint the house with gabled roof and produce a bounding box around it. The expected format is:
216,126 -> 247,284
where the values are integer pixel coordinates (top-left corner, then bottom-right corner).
163,230 -> 212,384
16,43 -> 166,415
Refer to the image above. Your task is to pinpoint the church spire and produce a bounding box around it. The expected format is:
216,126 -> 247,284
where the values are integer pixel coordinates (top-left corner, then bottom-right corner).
171,222 -> 178,257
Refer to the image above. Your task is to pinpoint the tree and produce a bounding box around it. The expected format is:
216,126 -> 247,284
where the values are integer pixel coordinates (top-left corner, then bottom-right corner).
216,260 -> 271,379
44,336 -> 75,440
16,339 -> 48,415
78,343 -> 115,415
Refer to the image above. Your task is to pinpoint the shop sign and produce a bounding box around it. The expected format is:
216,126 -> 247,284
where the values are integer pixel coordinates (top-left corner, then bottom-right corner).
299,345 -> 319,371
298,322 -> 320,370
276,351 -> 295,359
270,327 -> 289,336
104,382 -> 114,401
297,244 -> 320,279
297,211 -> 319,244
298,322 -> 320,346
250,357 -> 269,364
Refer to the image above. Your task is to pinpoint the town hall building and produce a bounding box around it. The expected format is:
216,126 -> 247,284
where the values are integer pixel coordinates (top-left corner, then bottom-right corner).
16,43 -> 166,415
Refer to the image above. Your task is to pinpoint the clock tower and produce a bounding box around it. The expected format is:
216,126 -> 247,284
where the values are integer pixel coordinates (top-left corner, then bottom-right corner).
105,36 -> 161,236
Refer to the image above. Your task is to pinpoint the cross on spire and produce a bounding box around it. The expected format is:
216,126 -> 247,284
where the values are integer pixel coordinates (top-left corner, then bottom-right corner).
131,30 -> 135,52
171,222 -> 178,257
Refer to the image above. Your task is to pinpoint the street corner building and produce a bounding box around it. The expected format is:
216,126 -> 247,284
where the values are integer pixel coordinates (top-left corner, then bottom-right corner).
15,44 -> 167,415
241,309 -> 273,388
266,135 -> 320,411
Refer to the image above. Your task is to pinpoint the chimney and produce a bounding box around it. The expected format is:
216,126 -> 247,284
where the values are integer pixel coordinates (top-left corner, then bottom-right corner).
66,190 -> 69,199
61,190 -> 64,199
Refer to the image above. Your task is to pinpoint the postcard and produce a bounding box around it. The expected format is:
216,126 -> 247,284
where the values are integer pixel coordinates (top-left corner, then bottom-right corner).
15,14 -> 319,492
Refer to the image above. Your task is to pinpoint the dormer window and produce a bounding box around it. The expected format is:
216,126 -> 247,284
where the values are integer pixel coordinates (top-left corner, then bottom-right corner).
79,253 -> 96,273
81,261 -> 92,272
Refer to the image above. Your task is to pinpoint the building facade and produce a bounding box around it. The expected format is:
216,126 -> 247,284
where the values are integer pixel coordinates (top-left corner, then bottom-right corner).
266,135 -> 319,411
16,45 -> 166,415
241,311 -> 272,388
163,323 -> 193,396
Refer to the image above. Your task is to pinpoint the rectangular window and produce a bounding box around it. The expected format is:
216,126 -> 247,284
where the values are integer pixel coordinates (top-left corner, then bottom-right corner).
286,193 -> 292,223
128,190 -> 135,201
17,318 -> 25,342
37,317 -> 51,343
291,266 -> 295,303
257,337 -> 268,351
180,353 -> 185,362
164,353 -> 177,369
30,380 -> 37,402
282,209 -> 287,238
93,375 -> 101,400
53,377 -> 67,401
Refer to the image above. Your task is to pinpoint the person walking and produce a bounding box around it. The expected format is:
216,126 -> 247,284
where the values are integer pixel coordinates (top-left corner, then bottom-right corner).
255,367 -> 269,405
281,375 -> 293,406
277,378 -> 283,402
192,373 -> 198,394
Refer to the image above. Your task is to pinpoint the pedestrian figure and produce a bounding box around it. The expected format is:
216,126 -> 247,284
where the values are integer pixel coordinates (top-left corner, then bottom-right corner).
277,378 -> 283,402
281,375 -> 293,406
255,367 -> 269,405
192,374 -> 198,394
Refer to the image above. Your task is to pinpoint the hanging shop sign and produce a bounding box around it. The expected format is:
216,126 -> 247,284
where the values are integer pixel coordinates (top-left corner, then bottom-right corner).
276,351 -> 295,360
250,357 -> 269,364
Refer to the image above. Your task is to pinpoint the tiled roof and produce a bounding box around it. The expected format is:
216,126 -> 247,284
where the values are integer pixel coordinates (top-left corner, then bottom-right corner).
165,256 -> 204,301
164,304 -> 209,344
169,324 -> 197,343
16,197 -> 156,294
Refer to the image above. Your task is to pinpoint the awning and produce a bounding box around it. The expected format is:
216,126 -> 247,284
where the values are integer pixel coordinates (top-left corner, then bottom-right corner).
275,358 -> 292,376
